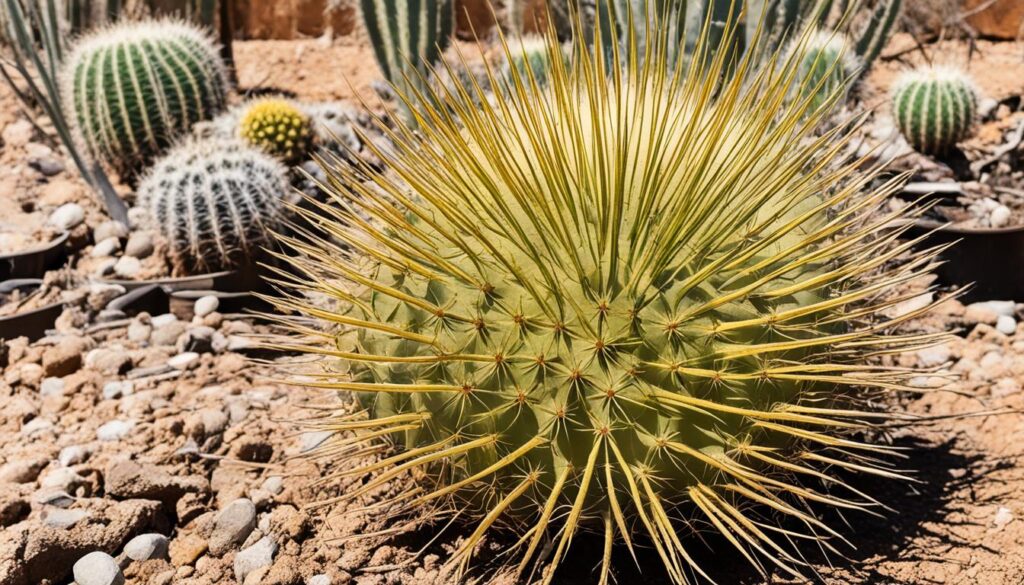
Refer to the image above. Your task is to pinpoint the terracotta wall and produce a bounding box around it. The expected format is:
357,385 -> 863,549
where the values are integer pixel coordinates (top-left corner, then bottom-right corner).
232,0 -> 1024,41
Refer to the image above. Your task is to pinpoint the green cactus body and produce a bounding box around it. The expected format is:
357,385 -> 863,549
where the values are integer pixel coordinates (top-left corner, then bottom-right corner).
61,19 -> 228,177
892,65 -> 978,155
360,0 -> 453,117
787,29 -> 859,113
239,97 -> 313,163
273,14 -> 949,584
136,139 -> 287,275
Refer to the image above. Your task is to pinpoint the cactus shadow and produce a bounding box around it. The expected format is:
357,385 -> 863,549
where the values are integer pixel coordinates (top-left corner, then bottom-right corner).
553,436 -> 989,585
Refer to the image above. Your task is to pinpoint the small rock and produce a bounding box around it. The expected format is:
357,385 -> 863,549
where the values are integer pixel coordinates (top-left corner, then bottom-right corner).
97,419 -> 135,441
91,236 -> 122,258
194,295 -> 220,318
308,575 -> 331,585
21,417 -> 54,437
48,202 -> 85,231
301,430 -> 333,453
0,457 -> 47,483
168,352 -> 200,370
73,551 -> 125,585
40,467 -> 87,492
964,303 -> 1000,325
103,380 -> 134,400
996,315 -> 1016,336
114,255 -> 142,279
59,445 -> 90,467
40,376 -> 66,397
124,232 -> 155,259
127,318 -> 153,343
2,118 -> 34,147
261,476 -> 284,496
42,336 -> 88,377
87,283 -> 127,312
916,344 -> 951,368
990,205 -> 1012,229
124,533 -> 169,561
169,532 -> 208,567
151,313 -> 180,328
94,220 -> 129,243
43,507 -> 90,528
86,347 -> 133,375
34,488 -> 75,507
94,258 -> 118,277
151,320 -> 188,347
994,506 -> 1014,529
105,459 -> 208,504
179,327 -> 215,353
209,498 -> 257,556
234,536 -> 277,582
31,155 -> 65,176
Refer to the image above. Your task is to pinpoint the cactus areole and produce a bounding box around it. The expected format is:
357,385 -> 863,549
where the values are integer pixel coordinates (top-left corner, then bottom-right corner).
272,7 -> 948,584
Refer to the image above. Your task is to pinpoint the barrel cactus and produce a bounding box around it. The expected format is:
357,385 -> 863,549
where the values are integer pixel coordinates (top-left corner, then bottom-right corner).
136,139 -> 287,275
61,19 -> 229,178
239,97 -> 313,163
787,29 -> 860,113
272,14 -> 948,585
892,65 -> 978,155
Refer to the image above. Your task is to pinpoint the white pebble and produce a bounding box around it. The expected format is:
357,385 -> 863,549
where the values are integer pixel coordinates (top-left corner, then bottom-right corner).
193,295 -> 220,318
308,576 -> 331,585
40,377 -> 66,397
59,445 -> 89,467
73,551 -> 124,585
990,205 -> 1012,229
113,256 -> 141,279
234,536 -> 277,582
996,315 -> 1017,336
150,313 -> 180,328
168,352 -> 200,370
90,237 -> 121,258
994,506 -> 1014,529
97,419 -> 135,441
48,203 -> 85,231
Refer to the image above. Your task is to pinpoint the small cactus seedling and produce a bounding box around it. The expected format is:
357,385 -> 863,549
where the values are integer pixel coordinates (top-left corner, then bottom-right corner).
501,36 -> 567,90
61,19 -> 229,177
269,10 -> 952,585
892,65 -> 978,155
786,29 -> 860,113
239,98 -> 313,163
136,139 -> 287,275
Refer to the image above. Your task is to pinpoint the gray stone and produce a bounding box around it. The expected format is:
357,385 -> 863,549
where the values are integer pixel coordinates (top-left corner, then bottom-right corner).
260,476 -> 284,496
127,319 -> 153,343
97,419 -> 135,441
113,255 -> 141,279
150,320 -> 188,347
209,498 -> 257,555
73,551 -> 125,585
301,430 -> 333,453
193,295 -> 220,318
94,220 -> 129,243
150,313 -> 179,328
48,203 -> 85,231
233,535 -> 277,581
31,156 -> 65,177
40,467 -> 87,492
43,507 -> 90,528
307,575 -> 331,585
124,532 -> 169,561
33,488 -> 75,507
124,232 -> 155,259
91,237 -> 121,258
168,352 -> 200,370
40,376 -> 66,397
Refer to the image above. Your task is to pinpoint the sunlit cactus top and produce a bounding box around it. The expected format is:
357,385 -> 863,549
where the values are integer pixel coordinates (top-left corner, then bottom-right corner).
269,8 -> 949,585
239,97 -> 313,163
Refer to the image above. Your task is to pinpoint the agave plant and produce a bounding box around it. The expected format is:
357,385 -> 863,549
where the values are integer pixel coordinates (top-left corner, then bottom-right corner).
269,4 -> 949,584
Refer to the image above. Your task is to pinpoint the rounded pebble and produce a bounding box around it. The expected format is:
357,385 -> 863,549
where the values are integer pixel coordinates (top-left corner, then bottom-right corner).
168,352 -> 200,370
73,551 -> 124,585
193,295 -> 220,318
97,419 -> 135,441
997,315 -> 1017,336
48,203 -> 85,231
124,533 -> 169,561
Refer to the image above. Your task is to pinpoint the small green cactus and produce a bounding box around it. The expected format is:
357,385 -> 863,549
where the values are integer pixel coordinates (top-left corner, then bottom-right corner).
502,36 -> 568,89
239,98 -> 313,163
787,29 -> 860,113
892,65 -> 978,155
136,139 -> 287,275
61,19 -> 229,178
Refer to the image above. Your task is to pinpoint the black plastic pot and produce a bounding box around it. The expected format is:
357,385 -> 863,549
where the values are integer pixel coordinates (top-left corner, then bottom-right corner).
97,267 -> 264,293
906,219 -> 1024,302
0,279 -> 65,341
0,233 -> 68,281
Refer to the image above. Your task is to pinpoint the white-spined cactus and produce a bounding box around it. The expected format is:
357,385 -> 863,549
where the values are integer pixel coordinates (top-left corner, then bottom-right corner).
136,139 -> 287,275
270,7 -> 950,585
61,19 -> 229,177
892,65 -> 978,155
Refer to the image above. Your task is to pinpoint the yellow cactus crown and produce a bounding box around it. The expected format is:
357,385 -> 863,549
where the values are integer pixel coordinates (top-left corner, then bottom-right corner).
239,97 -> 312,161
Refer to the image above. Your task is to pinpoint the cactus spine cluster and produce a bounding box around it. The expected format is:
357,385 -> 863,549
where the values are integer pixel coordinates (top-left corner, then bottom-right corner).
136,139 -> 287,275
892,65 -> 978,155
61,19 -> 228,177
787,29 -> 860,113
359,0 -> 453,118
239,97 -> 313,163
273,8 -> 948,585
